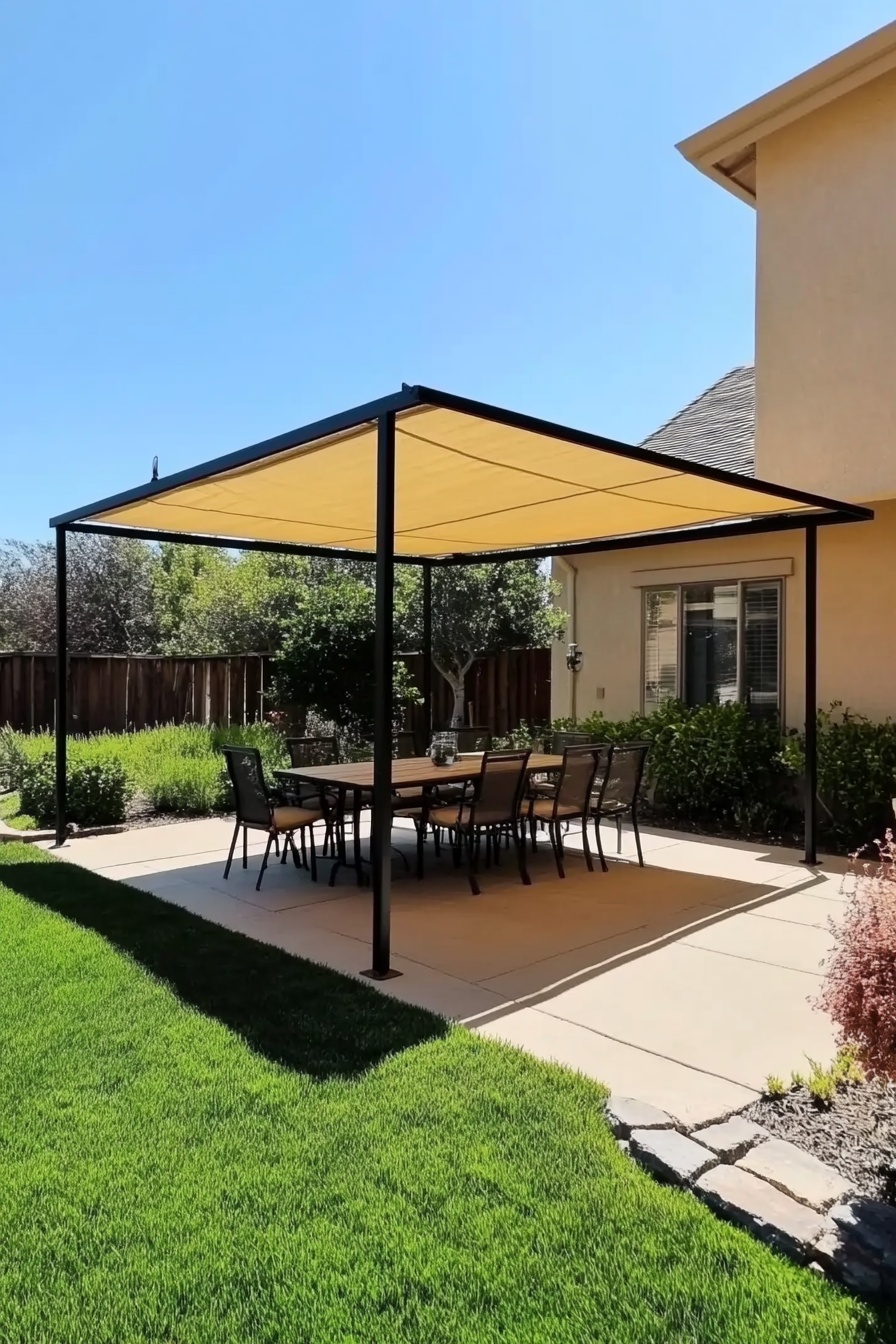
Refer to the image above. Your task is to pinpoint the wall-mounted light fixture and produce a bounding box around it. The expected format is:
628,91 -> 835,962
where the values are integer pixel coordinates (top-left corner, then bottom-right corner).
566,641 -> 583,673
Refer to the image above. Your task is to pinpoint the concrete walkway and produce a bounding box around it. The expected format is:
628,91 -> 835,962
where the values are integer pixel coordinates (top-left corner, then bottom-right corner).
43,817 -> 845,1127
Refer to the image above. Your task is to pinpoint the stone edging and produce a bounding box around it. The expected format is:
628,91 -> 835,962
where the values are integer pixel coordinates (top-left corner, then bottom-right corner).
607,1096 -> 896,1300
0,817 -> 125,844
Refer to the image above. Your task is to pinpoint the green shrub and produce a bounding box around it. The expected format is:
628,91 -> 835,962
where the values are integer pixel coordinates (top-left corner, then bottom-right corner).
556,700 -> 794,832
146,757 -> 230,815
782,704 -> 896,845
19,753 -> 133,828
0,726 -> 28,791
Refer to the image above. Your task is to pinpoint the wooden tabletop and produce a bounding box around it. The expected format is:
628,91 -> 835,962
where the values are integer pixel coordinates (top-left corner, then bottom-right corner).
276,753 -> 564,790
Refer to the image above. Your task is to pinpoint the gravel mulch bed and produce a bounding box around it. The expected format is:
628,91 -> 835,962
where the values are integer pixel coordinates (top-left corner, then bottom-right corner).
743,1082 -> 896,1204
125,796 -> 229,830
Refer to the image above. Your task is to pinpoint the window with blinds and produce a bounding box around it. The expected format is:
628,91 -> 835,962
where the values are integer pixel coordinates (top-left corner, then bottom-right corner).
742,582 -> 780,719
643,588 -> 679,713
643,579 -> 781,717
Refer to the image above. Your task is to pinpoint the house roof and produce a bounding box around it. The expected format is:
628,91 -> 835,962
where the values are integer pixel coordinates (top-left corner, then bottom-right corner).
641,365 -> 755,477
51,382 -> 862,563
677,20 -> 896,204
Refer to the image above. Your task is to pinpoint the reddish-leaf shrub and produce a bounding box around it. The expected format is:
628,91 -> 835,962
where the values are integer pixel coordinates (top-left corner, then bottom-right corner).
819,830 -> 896,1079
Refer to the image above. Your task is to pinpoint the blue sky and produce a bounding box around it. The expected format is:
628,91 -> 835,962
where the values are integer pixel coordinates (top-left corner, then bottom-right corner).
2,0 -> 893,539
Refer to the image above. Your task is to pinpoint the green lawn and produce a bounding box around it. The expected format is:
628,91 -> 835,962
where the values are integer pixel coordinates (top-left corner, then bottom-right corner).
0,791 -> 37,830
0,845 -> 891,1344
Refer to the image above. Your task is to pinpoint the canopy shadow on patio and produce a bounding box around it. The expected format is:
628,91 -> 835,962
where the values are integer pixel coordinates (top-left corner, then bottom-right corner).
50,383 -> 873,976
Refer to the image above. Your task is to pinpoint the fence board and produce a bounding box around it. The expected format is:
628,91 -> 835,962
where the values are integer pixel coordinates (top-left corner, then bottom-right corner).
0,649 -> 550,737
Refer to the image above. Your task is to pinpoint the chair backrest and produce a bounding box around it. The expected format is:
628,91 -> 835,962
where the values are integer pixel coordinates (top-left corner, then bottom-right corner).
393,730 -> 419,759
285,736 -> 339,769
551,730 -> 592,755
599,742 -> 650,811
554,744 -> 608,817
456,725 -> 493,753
471,750 -> 530,823
222,745 -> 272,828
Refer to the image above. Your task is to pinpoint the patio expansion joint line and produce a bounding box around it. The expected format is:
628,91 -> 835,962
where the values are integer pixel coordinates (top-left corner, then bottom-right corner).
525,1006 -> 763,1096
746,910 -> 832,932
677,939 -> 826,979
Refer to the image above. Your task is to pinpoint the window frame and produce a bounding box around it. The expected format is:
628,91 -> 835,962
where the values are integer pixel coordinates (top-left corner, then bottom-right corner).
641,577 -> 784,718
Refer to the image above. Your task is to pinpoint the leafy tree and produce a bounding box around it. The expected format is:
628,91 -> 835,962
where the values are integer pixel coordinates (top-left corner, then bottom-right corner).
270,566 -> 419,742
154,547 -> 310,654
402,561 -> 565,724
0,535 -> 159,653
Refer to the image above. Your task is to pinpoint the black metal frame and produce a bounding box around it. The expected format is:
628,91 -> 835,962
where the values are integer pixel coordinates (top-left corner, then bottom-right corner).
50,385 -> 868,968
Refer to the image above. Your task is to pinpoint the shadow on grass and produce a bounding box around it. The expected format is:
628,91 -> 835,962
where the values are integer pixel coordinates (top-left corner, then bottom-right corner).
1,854 -> 448,1081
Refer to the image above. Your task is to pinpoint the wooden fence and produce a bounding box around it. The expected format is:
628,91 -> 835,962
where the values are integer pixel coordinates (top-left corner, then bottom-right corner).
0,648 -> 551,737
0,654 -> 268,735
403,648 -> 551,737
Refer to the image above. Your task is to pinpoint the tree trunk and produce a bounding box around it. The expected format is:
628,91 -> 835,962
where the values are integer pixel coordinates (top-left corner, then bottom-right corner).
449,678 -> 465,726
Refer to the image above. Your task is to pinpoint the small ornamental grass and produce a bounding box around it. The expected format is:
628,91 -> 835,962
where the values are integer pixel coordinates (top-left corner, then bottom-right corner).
820,831 -> 896,1080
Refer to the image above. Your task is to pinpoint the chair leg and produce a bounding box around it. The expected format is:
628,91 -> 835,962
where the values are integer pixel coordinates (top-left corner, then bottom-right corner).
632,809 -> 645,867
529,812 -> 538,853
280,831 -> 289,864
273,834 -> 280,858
256,833 -> 275,890
416,820 -> 426,880
513,822 -> 531,886
288,831 -> 302,868
616,816 -> 622,854
242,825 -> 248,869
593,815 -> 608,873
465,830 -> 480,896
581,814 -> 595,873
549,822 -> 565,879
224,820 -> 240,879
307,827 -> 318,881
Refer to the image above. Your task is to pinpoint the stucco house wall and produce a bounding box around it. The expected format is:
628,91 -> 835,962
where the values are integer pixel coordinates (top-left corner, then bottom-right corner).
552,500 -> 895,729
551,26 -> 896,730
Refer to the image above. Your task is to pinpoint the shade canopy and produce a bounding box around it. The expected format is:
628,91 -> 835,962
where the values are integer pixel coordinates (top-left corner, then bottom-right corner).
51,385 -> 871,559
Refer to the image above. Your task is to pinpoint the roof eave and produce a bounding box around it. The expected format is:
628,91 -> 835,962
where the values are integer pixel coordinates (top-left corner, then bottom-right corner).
677,18 -> 896,204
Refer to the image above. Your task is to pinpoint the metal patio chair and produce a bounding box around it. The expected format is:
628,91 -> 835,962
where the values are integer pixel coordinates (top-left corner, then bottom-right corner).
222,745 -> 325,889
455,725 -> 493,753
429,749 -> 531,895
526,744 -> 608,877
530,729 -> 594,800
393,730 -> 420,758
591,742 -> 650,868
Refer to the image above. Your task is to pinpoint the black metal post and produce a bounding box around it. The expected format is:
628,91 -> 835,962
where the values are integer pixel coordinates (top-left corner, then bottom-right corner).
364,412 -> 401,979
803,523 -> 818,864
422,563 -> 433,746
54,526 -> 68,846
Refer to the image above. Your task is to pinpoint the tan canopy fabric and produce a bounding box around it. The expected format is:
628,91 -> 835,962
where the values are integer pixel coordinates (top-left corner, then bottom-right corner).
54,387 -> 868,558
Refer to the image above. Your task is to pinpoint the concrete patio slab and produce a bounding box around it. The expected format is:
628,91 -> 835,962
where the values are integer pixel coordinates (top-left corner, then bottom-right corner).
681,910 -> 834,977
527,938 -> 836,1092
476,1004 -> 759,1126
42,816 -> 843,1128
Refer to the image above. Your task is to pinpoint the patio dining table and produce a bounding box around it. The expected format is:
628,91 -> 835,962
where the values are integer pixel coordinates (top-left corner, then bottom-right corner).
276,754 -> 563,885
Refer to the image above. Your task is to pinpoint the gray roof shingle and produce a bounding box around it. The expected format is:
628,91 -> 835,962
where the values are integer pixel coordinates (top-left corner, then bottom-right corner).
640,364 -> 755,475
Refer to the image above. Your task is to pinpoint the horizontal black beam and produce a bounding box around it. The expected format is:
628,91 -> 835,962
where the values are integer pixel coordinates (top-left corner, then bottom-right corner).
64,521 -> 424,564
433,507 -> 871,565
409,385 -> 874,523
49,387 -> 422,529
67,507 -> 874,568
